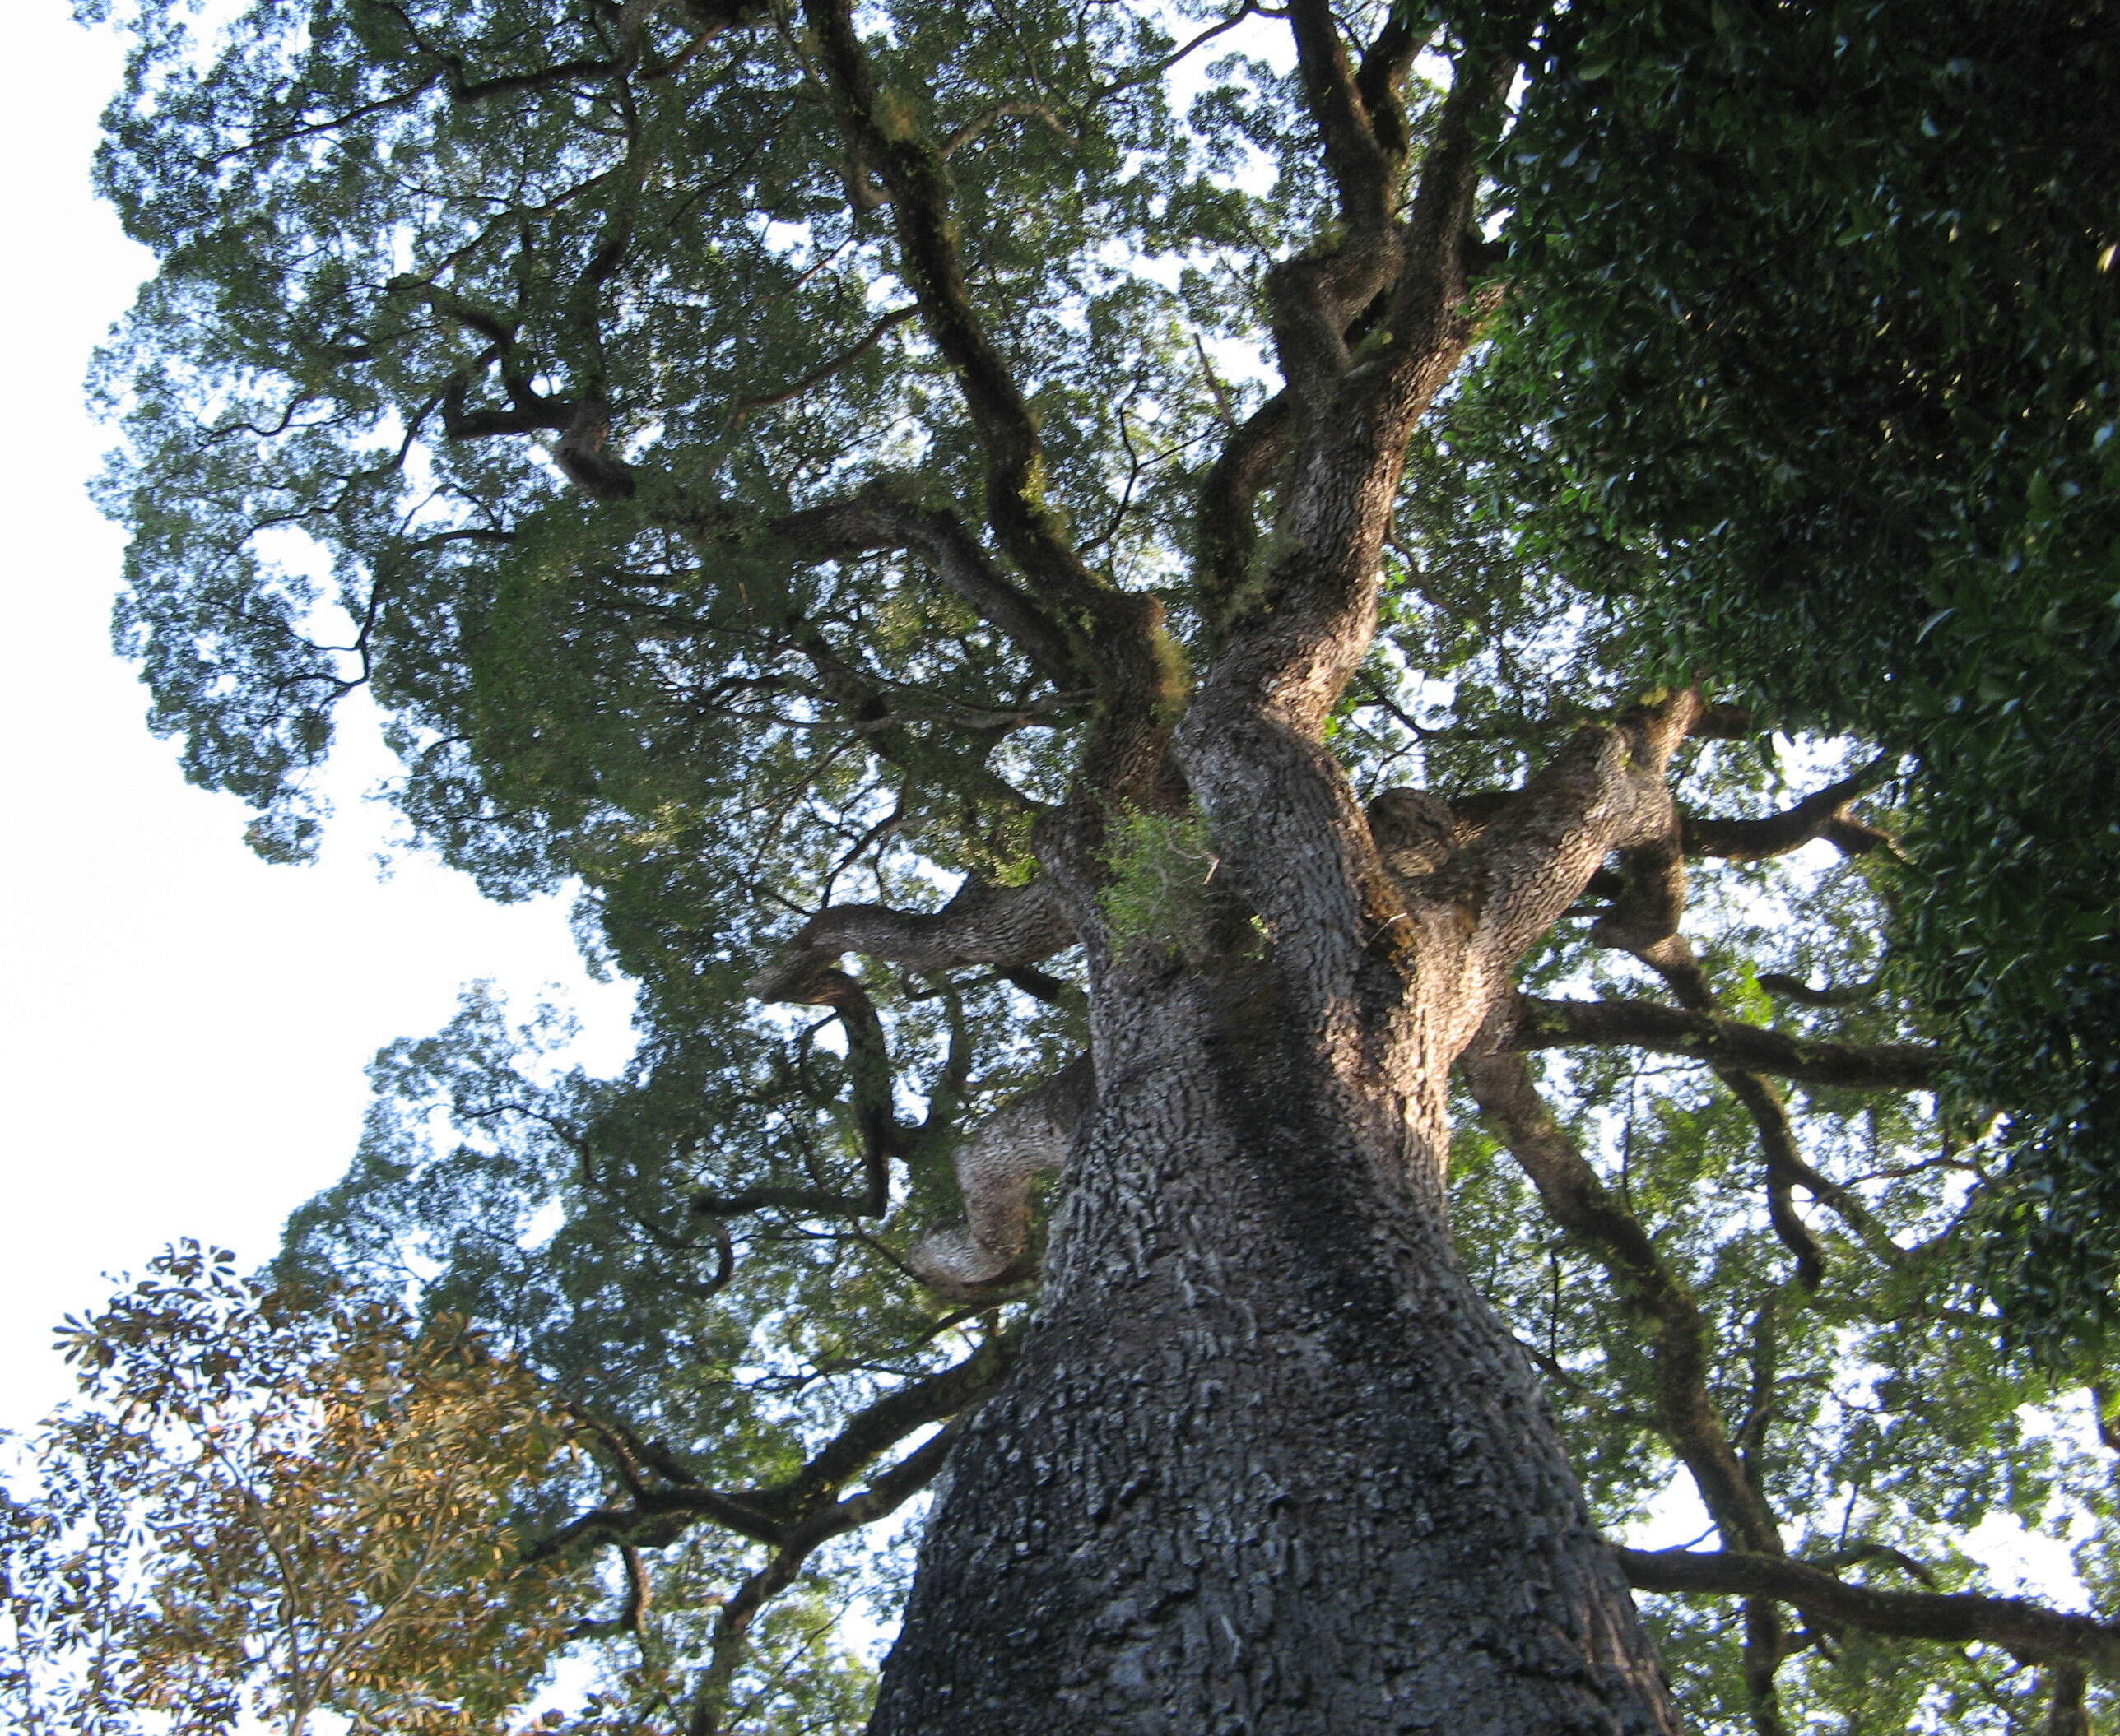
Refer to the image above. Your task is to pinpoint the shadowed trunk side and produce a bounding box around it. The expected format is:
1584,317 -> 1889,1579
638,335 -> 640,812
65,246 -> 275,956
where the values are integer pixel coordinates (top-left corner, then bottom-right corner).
868,959 -> 1681,1734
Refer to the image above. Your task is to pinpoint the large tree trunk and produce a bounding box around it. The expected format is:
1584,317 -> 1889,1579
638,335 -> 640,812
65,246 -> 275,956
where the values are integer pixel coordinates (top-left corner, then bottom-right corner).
868,958 -> 1683,1734
839,18 -> 1694,1720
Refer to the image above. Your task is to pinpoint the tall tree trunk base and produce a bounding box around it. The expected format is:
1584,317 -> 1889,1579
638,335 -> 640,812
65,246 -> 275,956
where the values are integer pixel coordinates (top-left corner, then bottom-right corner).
868,998 -> 1680,1735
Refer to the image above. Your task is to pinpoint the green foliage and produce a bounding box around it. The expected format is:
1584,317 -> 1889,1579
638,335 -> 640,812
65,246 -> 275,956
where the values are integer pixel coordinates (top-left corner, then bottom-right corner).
1476,0 -> 2120,1346
1,1244 -> 590,1735
1097,807 -> 1220,956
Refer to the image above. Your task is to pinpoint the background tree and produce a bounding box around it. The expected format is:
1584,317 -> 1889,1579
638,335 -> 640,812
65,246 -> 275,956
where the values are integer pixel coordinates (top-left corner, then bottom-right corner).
72,0 -> 2120,1729
1,1244 -> 589,1735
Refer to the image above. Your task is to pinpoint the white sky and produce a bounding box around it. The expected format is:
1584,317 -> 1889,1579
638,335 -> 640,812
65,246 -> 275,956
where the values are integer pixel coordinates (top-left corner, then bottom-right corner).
0,0 -> 634,1439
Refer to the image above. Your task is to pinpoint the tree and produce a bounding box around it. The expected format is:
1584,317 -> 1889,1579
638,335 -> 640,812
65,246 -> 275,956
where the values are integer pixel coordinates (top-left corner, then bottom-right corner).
77,0 -> 2120,1729
1,1244 -> 589,1735
1471,0 -> 2120,1346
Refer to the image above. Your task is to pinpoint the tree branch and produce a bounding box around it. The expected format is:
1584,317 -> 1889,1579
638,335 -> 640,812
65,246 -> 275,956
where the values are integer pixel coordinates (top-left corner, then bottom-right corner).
1284,0 -> 1403,231
773,477 -> 1081,687
799,0 -> 1123,638
1505,996 -> 1942,1092
2047,1660 -> 2091,1734
1755,972 -> 1883,1010
1682,755 -> 1897,861
537,1330 -> 1018,1562
746,877 -> 1076,1005
686,1418 -> 969,1736
1454,691 -> 1704,976
733,304 -> 921,420
1588,836 -> 1903,1280
732,1331 -> 1019,1530
909,1055 -> 1095,1293
694,978 -> 900,1222
1462,1047 -> 1783,1556
1616,1547 -> 2120,1671
1193,389 -> 1292,634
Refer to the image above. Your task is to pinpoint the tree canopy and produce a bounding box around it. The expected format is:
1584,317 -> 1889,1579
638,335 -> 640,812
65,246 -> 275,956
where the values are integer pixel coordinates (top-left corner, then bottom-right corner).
3,1246 -> 593,1736
1476,0 -> 2120,1345
37,0 -> 2120,1729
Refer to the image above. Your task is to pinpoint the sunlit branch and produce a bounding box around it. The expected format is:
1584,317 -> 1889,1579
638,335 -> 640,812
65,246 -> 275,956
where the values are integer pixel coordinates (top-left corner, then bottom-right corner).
909,1055 -> 1094,1294
1454,692 -> 1702,976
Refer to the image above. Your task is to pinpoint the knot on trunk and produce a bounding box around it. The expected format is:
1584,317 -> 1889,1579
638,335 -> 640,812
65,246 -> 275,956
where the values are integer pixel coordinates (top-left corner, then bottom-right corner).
1366,787 -> 1485,883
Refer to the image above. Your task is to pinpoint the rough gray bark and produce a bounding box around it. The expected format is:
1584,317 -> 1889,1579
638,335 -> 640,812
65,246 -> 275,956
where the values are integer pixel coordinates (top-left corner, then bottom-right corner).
869,970 -> 1682,1734
858,692 -> 1702,1733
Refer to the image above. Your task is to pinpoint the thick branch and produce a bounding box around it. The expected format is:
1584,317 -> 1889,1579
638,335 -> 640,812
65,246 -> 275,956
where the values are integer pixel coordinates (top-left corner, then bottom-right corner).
800,0 -> 1177,826
1755,972 -> 1882,1010
551,391 -> 639,501
1682,756 -> 1896,861
800,0 -> 1116,634
1507,996 -> 1942,1092
1726,1072 -> 1829,1289
1285,0 -> 1404,230
746,877 -> 1076,1005
414,286 -> 640,502
1194,390 -> 1292,632
1395,30 -> 1513,291
694,979 -> 899,1221
909,1056 -> 1095,1293
2048,1661 -> 2092,1735
773,478 -> 1081,686
1174,48 -> 1533,1054
687,1420 -> 968,1736
1453,692 -> 1704,977
1616,1548 -> 2120,1672
1463,1047 -> 1783,1556
736,1329 -> 1020,1525
1352,9 -> 1427,162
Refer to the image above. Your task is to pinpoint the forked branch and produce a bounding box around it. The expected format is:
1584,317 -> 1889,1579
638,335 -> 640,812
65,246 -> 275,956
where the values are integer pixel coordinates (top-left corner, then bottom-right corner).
539,1330 -> 1019,1560
1453,691 -> 1704,977
799,0 -> 1120,638
696,973 -> 900,1219
1462,1047 -> 1783,1557
774,478 -> 1083,687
